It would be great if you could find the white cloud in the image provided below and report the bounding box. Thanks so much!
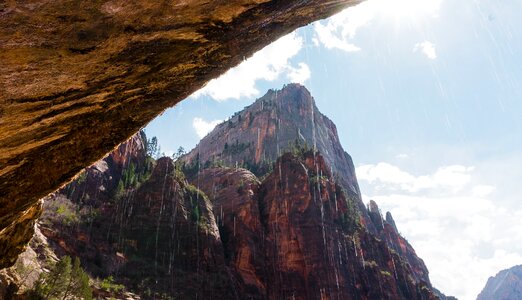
[313,21,361,52]
[313,0,442,52]
[414,41,437,59]
[163,150,174,158]
[359,162,522,300]
[287,62,311,84]
[192,117,221,138]
[356,162,472,193]
[472,185,496,197]
[191,32,309,101]
[357,163,415,185]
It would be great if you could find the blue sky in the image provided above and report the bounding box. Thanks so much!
[145,1,522,298]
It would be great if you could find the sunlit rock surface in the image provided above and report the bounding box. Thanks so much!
[0,0,362,268]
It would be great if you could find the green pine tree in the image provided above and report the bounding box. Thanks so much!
[31,256,92,300]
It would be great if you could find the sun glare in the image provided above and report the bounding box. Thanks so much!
[354,0,442,22]
[373,0,442,19]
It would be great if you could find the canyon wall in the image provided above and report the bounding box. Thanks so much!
[0,85,454,299]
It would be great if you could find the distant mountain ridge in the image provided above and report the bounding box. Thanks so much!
[478,265,522,300]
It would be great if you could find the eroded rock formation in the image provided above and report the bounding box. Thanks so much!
[0,0,362,268]
[367,200,430,284]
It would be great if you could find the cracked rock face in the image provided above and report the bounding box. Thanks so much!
[0,200,43,269]
[0,0,362,268]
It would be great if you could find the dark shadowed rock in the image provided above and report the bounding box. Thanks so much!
[33,133,444,299]
[367,201,431,285]
[386,211,399,233]
[193,167,267,299]
[0,201,43,270]
[40,154,235,299]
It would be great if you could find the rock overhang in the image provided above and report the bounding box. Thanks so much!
[0,0,364,269]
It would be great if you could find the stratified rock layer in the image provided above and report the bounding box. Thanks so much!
[0,0,362,268]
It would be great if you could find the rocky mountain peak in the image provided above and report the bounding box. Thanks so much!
[259,83,315,111]
[368,199,380,213]
[182,84,359,195]
[386,211,399,232]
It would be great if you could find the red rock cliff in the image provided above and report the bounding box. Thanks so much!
[183,84,360,195]
[182,84,377,233]
[191,152,440,300]
[36,136,443,299]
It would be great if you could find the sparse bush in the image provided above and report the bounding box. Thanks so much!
[310,174,328,186]
[363,260,378,268]
[100,276,125,293]
[286,138,310,158]
[76,171,87,184]
[42,196,80,227]
[223,140,250,156]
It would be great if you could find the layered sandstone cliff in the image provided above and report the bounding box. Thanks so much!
[34,142,441,299]
[183,83,360,195]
